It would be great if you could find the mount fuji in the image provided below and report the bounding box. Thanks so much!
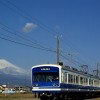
[0,59,26,75]
[0,59,31,86]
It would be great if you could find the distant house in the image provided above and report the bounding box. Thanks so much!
[14,86,31,93]
[2,89,15,94]
[0,85,31,93]
[0,85,4,93]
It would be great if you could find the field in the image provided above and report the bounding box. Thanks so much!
[1,93,100,100]
[0,93,40,100]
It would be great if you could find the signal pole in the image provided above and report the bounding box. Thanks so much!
[57,35,60,64]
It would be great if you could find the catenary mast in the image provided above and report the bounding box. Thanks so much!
[57,35,60,64]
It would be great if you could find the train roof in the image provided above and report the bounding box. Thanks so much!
[32,63,100,80]
[32,64,62,69]
[62,65,100,79]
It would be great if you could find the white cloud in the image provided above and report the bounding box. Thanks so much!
[23,23,38,33]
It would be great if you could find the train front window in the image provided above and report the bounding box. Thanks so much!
[33,72,59,82]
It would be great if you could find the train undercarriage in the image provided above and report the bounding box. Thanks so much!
[37,91,100,100]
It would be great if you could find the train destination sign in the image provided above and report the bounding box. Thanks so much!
[41,68,50,70]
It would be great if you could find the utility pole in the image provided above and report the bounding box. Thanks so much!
[96,62,99,77]
[93,62,99,77]
[57,35,60,64]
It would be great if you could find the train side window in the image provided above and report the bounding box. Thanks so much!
[76,76,79,84]
[68,74,74,84]
[68,74,71,83]
[73,75,75,83]
[61,72,64,83]
[64,73,67,83]
[89,79,94,86]
[71,75,73,83]
[92,80,94,85]
[80,77,84,84]
[94,80,99,86]
[86,78,88,85]
[89,79,92,85]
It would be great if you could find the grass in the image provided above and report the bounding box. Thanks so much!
[0,93,40,100]
[0,93,34,98]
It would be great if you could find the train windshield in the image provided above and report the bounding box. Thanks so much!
[33,72,59,82]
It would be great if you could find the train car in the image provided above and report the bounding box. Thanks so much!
[31,64,100,100]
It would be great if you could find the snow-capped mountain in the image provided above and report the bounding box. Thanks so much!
[0,59,31,86]
[0,59,25,75]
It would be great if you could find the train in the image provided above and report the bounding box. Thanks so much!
[31,63,100,100]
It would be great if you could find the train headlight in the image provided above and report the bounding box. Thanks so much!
[52,83,59,87]
[53,84,55,86]
[33,84,38,87]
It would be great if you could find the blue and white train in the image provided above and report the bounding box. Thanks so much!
[31,64,100,100]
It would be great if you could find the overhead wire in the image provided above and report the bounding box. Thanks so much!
[60,51,82,67]
[0,30,56,53]
[0,0,58,53]
[0,34,56,53]
[0,0,87,66]
[0,22,53,50]
[0,0,58,36]
[60,38,87,65]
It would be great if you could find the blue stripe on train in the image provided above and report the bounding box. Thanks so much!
[60,83,100,90]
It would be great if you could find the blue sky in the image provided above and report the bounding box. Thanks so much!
[0,0,100,73]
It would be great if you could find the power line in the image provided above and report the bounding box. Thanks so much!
[0,0,58,36]
[0,0,88,66]
[0,22,52,50]
[0,0,58,54]
[0,23,56,53]
[0,35,56,53]
[60,37,88,65]
[60,51,82,67]
[1,23,81,66]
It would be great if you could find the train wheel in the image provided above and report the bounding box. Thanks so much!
[40,96,48,100]
[64,94,67,100]
[52,97,57,100]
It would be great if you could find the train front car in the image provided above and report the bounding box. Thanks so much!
[31,64,61,100]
